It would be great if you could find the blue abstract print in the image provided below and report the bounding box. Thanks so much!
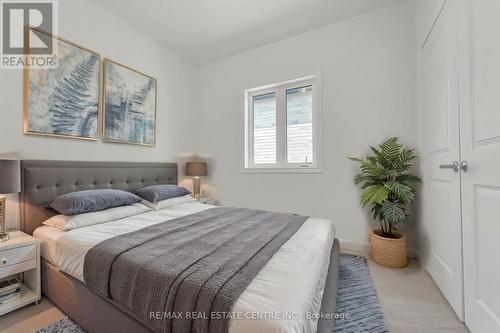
[103,61,156,146]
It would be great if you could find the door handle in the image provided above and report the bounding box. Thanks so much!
[440,161,459,171]
[460,160,468,172]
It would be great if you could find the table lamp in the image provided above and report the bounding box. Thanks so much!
[185,162,207,199]
[0,160,20,242]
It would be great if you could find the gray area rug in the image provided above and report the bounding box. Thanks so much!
[33,316,86,333]
[333,254,388,333]
[34,254,387,333]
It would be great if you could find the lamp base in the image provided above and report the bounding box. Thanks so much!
[192,177,201,199]
[0,197,7,242]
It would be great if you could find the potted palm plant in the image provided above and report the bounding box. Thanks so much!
[349,137,421,268]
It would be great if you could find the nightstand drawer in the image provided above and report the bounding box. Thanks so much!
[0,245,36,268]
[0,259,36,278]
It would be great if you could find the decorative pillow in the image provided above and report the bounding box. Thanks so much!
[43,203,152,231]
[136,185,191,203]
[141,195,196,210]
[49,189,142,215]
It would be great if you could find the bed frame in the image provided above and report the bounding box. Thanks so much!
[20,160,340,333]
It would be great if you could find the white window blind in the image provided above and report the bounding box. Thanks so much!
[253,93,276,164]
[286,85,313,164]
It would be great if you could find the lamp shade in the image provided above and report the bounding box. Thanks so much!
[185,162,207,177]
[0,160,21,194]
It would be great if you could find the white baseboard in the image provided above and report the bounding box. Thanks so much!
[339,238,417,259]
[339,239,371,257]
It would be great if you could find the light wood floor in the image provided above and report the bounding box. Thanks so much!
[367,258,469,333]
[0,256,469,333]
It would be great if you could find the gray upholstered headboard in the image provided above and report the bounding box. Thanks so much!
[21,160,178,235]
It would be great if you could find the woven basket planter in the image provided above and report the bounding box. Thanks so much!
[370,229,407,268]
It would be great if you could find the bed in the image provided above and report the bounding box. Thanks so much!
[20,160,340,333]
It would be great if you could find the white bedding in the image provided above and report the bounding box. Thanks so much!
[33,202,336,333]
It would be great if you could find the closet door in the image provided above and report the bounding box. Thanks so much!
[459,0,500,331]
[420,0,464,319]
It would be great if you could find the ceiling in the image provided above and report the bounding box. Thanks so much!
[93,0,403,65]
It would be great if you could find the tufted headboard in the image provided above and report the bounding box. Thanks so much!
[20,160,178,235]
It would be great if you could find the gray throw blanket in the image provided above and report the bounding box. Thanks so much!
[83,207,308,333]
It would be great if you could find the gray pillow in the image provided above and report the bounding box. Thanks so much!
[49,189,142,216]
[136,185,191,203]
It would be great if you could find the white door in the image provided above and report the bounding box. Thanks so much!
[458,0,500,331]
[420,0,464,319]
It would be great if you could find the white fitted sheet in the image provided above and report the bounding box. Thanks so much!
[34,202,335,333]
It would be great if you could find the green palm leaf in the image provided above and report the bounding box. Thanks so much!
[380,201,406,224]
[396,174,422,185]
[380,137,401,163]
[371,204,384,221]
[385,181,414,203]
[369,146,391,168]
[361,185,390,206]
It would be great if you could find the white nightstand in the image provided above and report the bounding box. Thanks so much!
[197,197,217,205]
[0,231,40,316]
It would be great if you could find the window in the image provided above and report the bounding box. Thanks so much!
[245,76,321,172]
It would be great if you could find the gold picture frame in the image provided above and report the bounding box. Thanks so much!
[102,58,157,147]
[23,27,102,141]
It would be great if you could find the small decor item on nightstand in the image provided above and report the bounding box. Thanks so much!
[185,162,207,199]
[0,160,21,242]
[0,278,21,305]
[349,137,421,268]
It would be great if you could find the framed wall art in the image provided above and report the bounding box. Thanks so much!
[102,59,157,146]
[24,27,101,140]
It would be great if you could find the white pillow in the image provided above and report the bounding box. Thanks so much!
[43,203,152,231]
[141,194,196,210]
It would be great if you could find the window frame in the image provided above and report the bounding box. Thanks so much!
[244,75,322,173]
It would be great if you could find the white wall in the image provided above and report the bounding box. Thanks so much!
[413,0,445,255]
[0,0,197,229]
[195,1,418,244]
[415,0,445,47]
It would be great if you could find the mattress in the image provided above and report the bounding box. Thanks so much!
[34,201,336,333]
